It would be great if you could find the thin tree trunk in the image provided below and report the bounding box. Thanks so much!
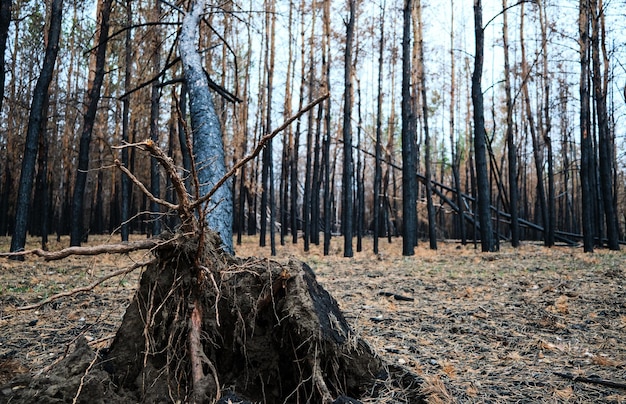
[120,0,132,242]
[401,0,417,255]
[579,0,594,252]
[0,0,10,115]
[10,0,63,256]
[322,0,332,256]
[70,0,112,246]
[502,0,519,247]
[373,1,385,255]
[342,0,356,258]
[149,1,162,237]
[416,0,436,250]
[471,0,496,252]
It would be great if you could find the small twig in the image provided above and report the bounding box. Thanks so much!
[1,239,160,261]
[191,92,330,210]
[554,372,626,390]
[15,259,154,311]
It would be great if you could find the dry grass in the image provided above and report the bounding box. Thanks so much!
[1,234,626,402]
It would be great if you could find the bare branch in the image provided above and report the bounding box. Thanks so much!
[15,259,155,311]
[191,92,330,210]
[0,239,160,261]
[115,158,180,211]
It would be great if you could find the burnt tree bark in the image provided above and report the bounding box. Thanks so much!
[10,0,62,256]
[342,0,355,257]
[401,0,418,255]
[471,0,496,252]
[70,0,112,246]
[579,0,595,252]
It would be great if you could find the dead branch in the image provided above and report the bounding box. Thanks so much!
[191,92,330,210]
[554,372,626,390]
[0,239,159,261]
[15,259,155,311]
[114,158,180,212]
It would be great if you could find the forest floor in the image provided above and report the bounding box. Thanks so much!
[0,234,625,403]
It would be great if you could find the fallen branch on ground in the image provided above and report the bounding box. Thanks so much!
[554,372,626,390]
[0,238,160,261]
[15,259,155,311]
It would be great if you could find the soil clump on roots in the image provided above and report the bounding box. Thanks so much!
[1,232,422,403]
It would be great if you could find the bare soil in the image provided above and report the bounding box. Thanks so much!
[1,235,625,403]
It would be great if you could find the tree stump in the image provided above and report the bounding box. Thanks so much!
[3,231,424,403]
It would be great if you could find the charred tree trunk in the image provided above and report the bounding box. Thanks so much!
[0,0,10,115]
[502,0,519,247]
[579,0,594,252]
[10,0,63,256]
[70,0,112,246]
[401,0,417,255]
[471,0,496,252]
[416,0,437,250]
[342,0,355,258]
[120,0,132,242]
[590,0,620,250]
[373,2,385,255]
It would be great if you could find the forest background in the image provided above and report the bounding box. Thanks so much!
[0,0,625,256]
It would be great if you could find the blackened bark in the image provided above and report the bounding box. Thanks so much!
[342,0,355,258]
[579,0,594,252]
[471,0,496,252]
[590,0,620,250]
[373,3,385,255]
[70,0,112,246]
[120,0,132,242]
[149,8,162,237]
[502,0,519,247]
[10,0,63,256]
[179,0,234,253]
[401,0,417,256]
[416,0,437,250]
[0,0,10,115]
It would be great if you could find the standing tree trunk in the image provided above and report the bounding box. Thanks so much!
[471,0,496,252]
[342,0,355,258]
[579,0,594,252]
[416,0,437,250]
[10,0,63,256]
[502,0,519,247]
[401,0,417,255]
[373,1,385,255]
[322,0,332,256]
[590,0,619,250]
[120,0,132,242]
[449,0,466,245]
[149,1,162,237]
[538,0,555,247]
[70,0,112,246]
[0,0,10,115]
[179,0,233,253]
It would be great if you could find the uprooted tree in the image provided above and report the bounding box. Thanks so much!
[0,2,422,403]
